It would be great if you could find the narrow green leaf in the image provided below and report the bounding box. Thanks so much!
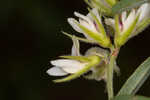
[117,57,150,95]
[113,95,132,100]
[113,95,150,100]
[112,0,149,14]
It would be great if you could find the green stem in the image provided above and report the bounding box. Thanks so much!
[107,47,119,100]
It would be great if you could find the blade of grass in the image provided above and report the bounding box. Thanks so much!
[113,95,150,100]
[117,57,150,95]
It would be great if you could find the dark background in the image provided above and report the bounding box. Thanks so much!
[4,0,150,100]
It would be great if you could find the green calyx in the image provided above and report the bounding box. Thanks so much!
[76,21,112,48]
[88,8,106,36]
[60,56,90,62]
[131,18,150,38]
[115,14,140,47]
[114,15,121,36]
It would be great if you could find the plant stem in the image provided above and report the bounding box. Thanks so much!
[107,47,119,100]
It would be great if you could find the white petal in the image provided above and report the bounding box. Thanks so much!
[121,11,127,24]
[62,64,86,73]
[51,59,82,68]
[46,67,68,76]
[77,20,95,40]
[87,8,103,33]
[79,19,90,28]
[67,18,83,33]
[138,3,150,23]
[74,12,92,25]
[123,10,136,32]
[51,59,86,73]
[79,19,97,33]
[92,8,102,23]
[71,36,80,56]
[87,8,101,22]
[74,12,95,29]
[62,61,87,73]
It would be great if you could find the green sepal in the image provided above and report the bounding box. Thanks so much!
[131,18,150,38]
[88,8,106,36]
[114,15,121,36]
[62,31,96,44]
[76,22,111,48]
[115,14,140,47]
[88,8,112,47]
[53,56,101,83]
[60,56,90,62]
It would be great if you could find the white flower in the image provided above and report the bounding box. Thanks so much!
[67,8,111,48]
[107,3,150,35]
[47,37,87,76]
[105,3,150,46]
[106,9,138,35]
[137,3,150,23]
[46,37,103,82]
[68,8,102,40]
[47,59,87,76]
[47,36,112,82]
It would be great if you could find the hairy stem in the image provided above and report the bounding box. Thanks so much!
[107,47,119,100]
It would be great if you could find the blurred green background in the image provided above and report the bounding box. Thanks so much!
[4,0,150,100]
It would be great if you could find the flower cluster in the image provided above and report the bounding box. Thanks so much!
[47,1,150,83]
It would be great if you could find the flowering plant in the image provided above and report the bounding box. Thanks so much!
[47,0,150,100]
